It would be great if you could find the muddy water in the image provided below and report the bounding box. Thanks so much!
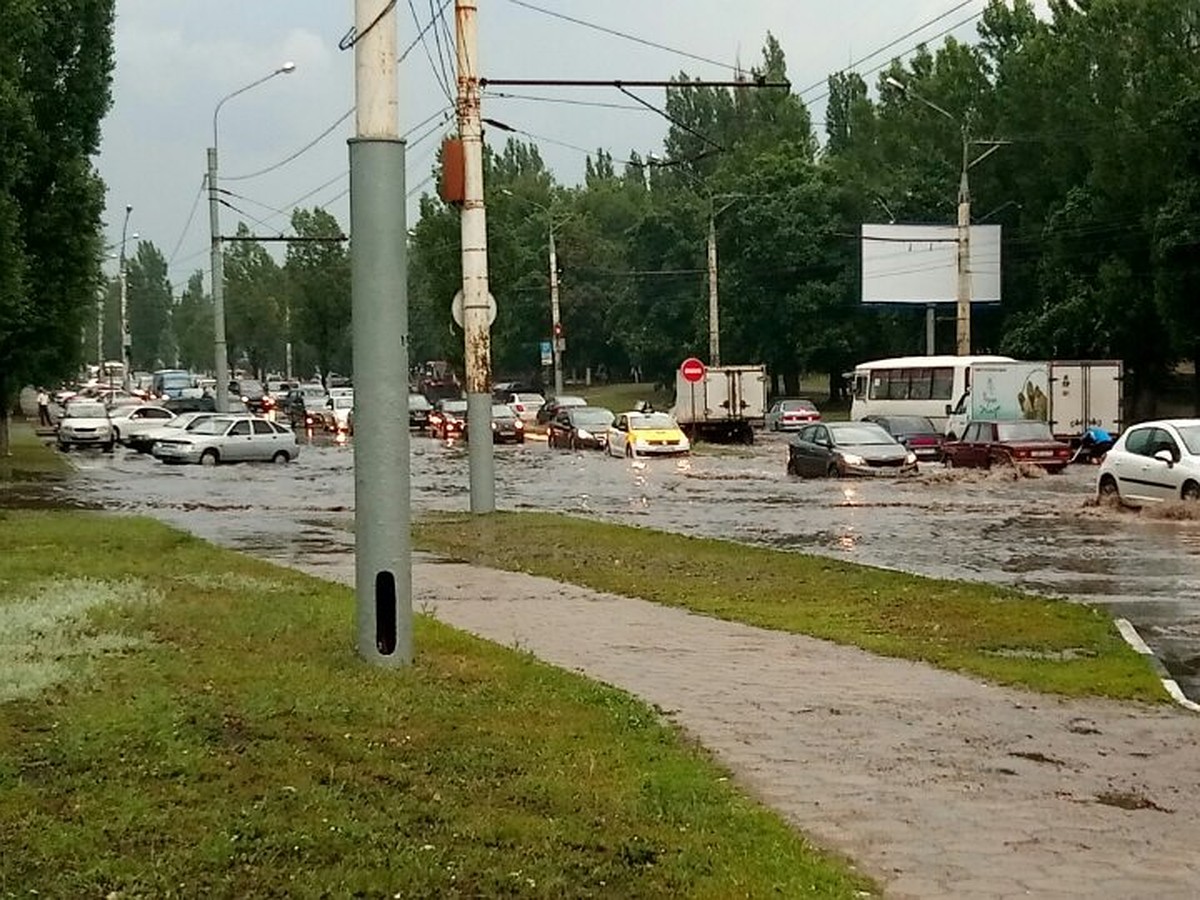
[64,431,1200,700]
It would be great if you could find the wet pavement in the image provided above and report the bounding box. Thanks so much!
[52,429,1200,701]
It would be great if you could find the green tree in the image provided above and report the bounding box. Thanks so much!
[126,240,173,369]
[0,0,114,453]
[285,208,350,382]
[224,223,285,377]
[172,271,214,373]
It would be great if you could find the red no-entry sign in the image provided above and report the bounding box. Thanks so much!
[680,357,706,383]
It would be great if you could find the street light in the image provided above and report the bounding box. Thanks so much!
[705,193,749,367]
[886,76,1007,356]
[208,61,296,412]
[500,189,571,396]
[118,206,135,390]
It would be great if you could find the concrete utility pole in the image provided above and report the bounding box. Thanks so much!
[706,212,720,366]
[350,0,411,665]
[456,0,495,512]
[209,63,295,413]
[955,137,971,356]
[119,205,133,390]
[548,227,564,396]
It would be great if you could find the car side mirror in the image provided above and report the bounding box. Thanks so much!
[1154,449,1175,466]
[944,403,953,415]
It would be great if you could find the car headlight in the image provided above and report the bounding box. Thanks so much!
[840,453,866,466]
[514,420,524,429]
[577,428,593,439]
[905,451,918,465]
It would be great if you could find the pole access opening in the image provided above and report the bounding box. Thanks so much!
[375,571,397,656]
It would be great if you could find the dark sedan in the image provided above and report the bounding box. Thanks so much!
[942,419,1072,473]
[547,405,616,450]
[861,414,945,461]
[786,421,918,478]
[409,393,433,430]
[462,404,525,444]
[429,399,468,439]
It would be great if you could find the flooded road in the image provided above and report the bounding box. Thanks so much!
[64,430,1200,701]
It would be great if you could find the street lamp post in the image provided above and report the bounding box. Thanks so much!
[501,189,570,396]
[208,62,295,412]
[118,205,133,390]
[706,194,747,367]
[886,76,1007,356]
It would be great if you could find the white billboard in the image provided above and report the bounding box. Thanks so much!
[861,223,1001,304]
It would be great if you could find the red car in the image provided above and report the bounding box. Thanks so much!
[942,419,1072,472]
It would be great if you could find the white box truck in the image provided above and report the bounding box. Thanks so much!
[945,360,1123,442]
[672,364,768,443]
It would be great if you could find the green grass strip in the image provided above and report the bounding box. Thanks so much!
[0,510,873,898]
[0,420,69,482]
[414,511,1164,702]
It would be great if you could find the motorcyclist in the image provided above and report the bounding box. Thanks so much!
[1073,424,1113,464]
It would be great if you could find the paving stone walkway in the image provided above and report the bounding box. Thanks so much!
[296,555,1200,899]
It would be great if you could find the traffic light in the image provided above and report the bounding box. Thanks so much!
[553,322,563,338]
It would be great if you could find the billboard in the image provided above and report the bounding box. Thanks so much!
[860,223,1001,304]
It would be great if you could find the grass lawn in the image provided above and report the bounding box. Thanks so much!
[577,383,674,414]
[414,512,1165,702]
[0,419,68,482]
[0,510,874,898]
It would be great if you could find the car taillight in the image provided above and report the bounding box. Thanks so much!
[514,404,525,412]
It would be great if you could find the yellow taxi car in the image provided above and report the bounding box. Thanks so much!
[607,410,691,458]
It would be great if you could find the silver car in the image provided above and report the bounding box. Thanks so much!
[57,400,114,452]
[152,415,299,466]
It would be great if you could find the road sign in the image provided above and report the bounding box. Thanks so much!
[451,289,497,328]
[680,357,706,383]
[539,340,553,366]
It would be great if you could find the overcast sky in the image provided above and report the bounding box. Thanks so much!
[95,1,1019,291]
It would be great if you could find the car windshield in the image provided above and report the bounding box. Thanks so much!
[1177,425,1200,455]
[630,412,677,430]
[554,396,586,407]
[781,400,816,411]
[190,417,233,435]
[515,393,544,404]
[157,372,191,389]
[237,381,264,396]
[885,416,936,433]
[491,405,516,418]
[409,395,432,410]
[831,424,895,445]
[996,421,1054,441]
[65,402,106,418]
[573,408,614,426]
[442,401,468,414]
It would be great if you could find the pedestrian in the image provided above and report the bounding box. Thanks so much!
[36,388,52,427]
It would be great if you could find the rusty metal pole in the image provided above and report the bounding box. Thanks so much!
[456,0,495,512]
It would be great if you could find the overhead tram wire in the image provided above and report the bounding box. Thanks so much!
[805,9,985,105]
[795,0,979,97]
[407,0,454,102]
[502,0,738,73]
[481,90,646,113]
[223,107,355,182]
[167,177,207,269]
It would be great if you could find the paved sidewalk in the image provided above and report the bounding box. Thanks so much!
[304,556,1200,898]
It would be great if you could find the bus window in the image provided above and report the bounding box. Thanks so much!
[932,368,954,399]
[908,368,932,400]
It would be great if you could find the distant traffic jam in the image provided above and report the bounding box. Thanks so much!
[38,350,1199,513]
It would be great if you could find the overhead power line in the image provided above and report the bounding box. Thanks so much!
[502,0,741,73]
[167,177,207,269]
[224,107,355,182]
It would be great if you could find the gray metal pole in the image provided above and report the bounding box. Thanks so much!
[956,132,971,356]
[549,227,563,397]
[208,148,230,413]
[707,211,720,365]
[119,205,133,391]
[925,304,936,355]
[352,0,410,666]
[456,0,495,513]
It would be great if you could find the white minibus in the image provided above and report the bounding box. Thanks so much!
[848,354,1014,435]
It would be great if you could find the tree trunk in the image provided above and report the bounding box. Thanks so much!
[0,370,11,457]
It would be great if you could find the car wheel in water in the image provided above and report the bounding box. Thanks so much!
[200,449,219,467]
[827,463,841,478]
[1182,481,1200,502]
[272,451,290,464]
[1098,475,1119,502]
[786,456,797,476]
[102,442,114,453]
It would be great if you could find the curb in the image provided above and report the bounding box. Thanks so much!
[1115,618,1200,713]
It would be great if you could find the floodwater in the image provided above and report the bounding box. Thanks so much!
[57,429,1200,701]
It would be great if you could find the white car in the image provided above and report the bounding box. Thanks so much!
[152,415,300,466]
[1097,419,1200,506]
[56,400,114,452]
[606,411,691,458]
[124,411,218,454]
[108,404,175,444]
[502,391,545,424]
[322,395,354,432]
